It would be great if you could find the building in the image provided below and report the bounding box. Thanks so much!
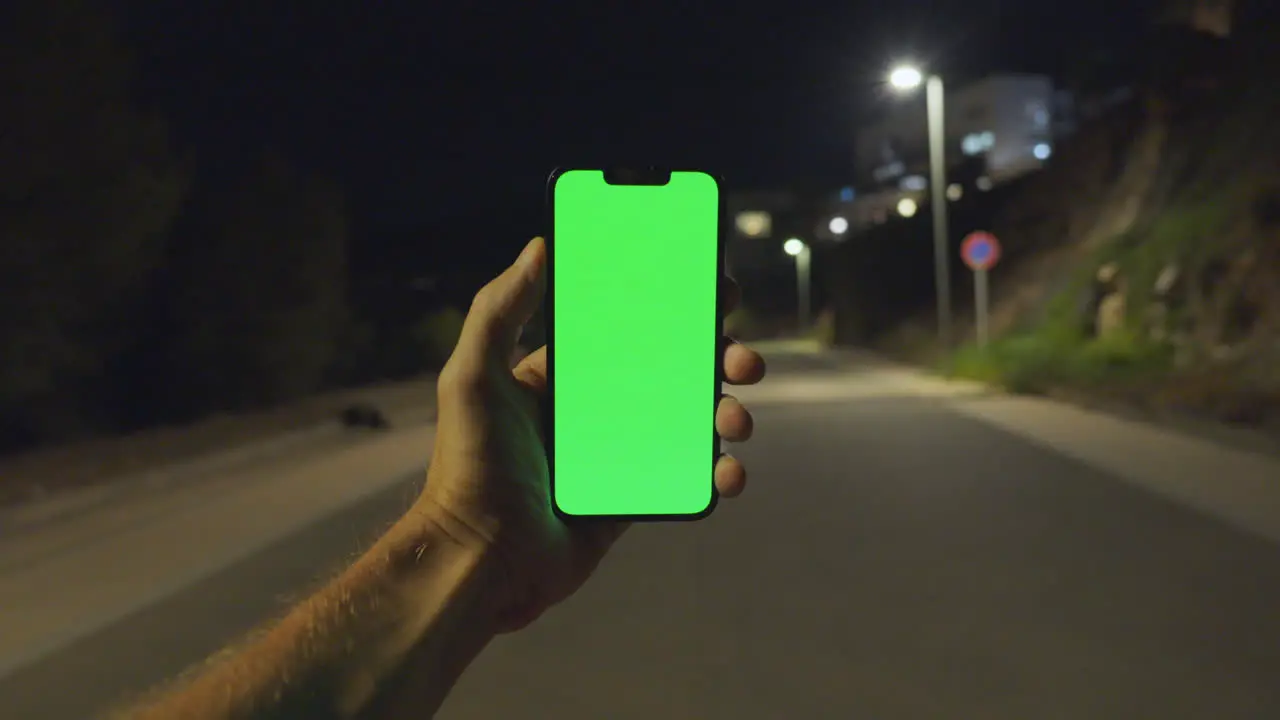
[840,73,1072,233]
[856,74,1067,190]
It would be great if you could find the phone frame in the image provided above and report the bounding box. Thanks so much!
[543,166,727,523]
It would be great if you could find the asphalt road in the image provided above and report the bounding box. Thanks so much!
[3,349,1280,718]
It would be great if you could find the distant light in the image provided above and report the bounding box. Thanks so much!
[889,65,924,91]
[946,183,964,201]
[961,131,996,156]
[976,176,994,191]
[900,175,927,191]
[1033,142,1053,160]
[783,238,806,256]
[897,198,919,218]
[735,211,771,238]
[828,216,849,235]
[839,187,855,202]
[873,161,906,183]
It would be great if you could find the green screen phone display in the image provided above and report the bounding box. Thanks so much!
[550,169,722,519]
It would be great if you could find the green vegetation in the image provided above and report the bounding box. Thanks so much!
[0,0,457,451]
[945,328,1172,395]
[944,173,1250,397]
[889,9,1279,425]
[946,244,1166,394]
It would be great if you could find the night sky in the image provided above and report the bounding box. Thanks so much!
[116,0,1153,263]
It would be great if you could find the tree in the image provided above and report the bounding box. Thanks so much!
[167,153,351,412]
[0,0,187,449]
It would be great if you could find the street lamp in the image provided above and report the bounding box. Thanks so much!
[888,66,923,90]
[783,237,812,331]
[888,62,953,348]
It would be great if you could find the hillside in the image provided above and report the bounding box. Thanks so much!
[846,9,1280,431]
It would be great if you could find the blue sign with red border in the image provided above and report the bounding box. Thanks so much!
[961,231,1001,272]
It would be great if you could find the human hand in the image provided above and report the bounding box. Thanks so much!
[414,236,766,632]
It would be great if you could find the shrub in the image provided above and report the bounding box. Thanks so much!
[945,325,1171,395]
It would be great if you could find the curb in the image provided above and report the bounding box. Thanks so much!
[865,348,1280,461]
[0,406,437,538]
[0,423,342,537]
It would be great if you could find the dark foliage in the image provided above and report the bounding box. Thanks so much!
[0,0,455,455]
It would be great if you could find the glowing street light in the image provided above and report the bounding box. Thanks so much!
[782,238,812,330]
[897,197,919,218]
[888,65,924,90]
[828,216,849,235]
[887,61,952,347]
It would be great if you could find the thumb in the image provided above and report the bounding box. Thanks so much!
[455,237,547,365]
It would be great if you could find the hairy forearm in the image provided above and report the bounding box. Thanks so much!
[115,511,500,720]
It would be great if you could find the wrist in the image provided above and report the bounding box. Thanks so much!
[381,503,507,626]
[320,509,504,715]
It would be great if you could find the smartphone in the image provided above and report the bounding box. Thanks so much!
[546,167,724,520]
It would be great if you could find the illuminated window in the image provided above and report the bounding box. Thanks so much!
[873,161,905,183]
[961,131,995,156]
[900,175,927,191]
[1027,102,1049,128]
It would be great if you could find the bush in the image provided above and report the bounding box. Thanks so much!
[950,335,1073,394]
[945,326,1172,395]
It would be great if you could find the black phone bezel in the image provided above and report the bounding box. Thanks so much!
[543,166,728,523]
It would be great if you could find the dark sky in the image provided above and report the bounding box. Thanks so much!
[118,0,1152,236]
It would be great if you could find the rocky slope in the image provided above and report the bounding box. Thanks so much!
[877,9,1280,430]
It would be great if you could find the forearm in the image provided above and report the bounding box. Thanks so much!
[116,511,501,720]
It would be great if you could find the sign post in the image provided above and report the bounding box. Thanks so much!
[960,231,1002,349]
[974,267,990,348]
[782,237,811,331]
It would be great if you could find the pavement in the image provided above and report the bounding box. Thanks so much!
[3,344,1280,719]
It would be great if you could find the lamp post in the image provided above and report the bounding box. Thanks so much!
[889,64,952,348]
[783,237,811,331]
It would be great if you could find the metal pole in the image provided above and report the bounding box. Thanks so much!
[975,268,990,348]
[926,74,952,348]
[796,247,812,331]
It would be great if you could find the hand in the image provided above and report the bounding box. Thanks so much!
[414,236,766,632]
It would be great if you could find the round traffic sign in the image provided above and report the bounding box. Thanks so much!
[961,231,1001,271]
